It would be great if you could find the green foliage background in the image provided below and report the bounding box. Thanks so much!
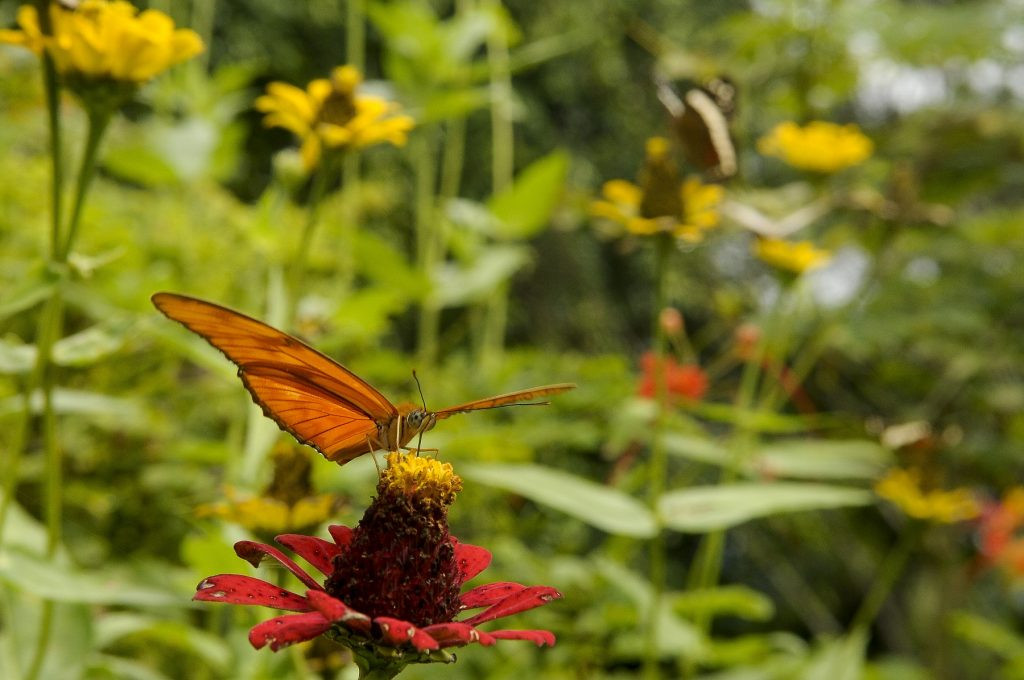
[1,0,1024,678]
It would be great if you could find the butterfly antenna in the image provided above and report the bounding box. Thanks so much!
[412,370,428,410]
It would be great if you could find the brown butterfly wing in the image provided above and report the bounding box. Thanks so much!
[151,292,398,464]
[434,383,576,419]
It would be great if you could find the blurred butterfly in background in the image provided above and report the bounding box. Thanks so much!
[152,293,575,465]
[656,75,738,180]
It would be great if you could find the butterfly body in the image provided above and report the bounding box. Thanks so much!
[152,292,574,465]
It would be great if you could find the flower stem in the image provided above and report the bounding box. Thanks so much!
[643,233,672,680]
[849,521,922,633]
[289,155,335,308]
[58,109,111,262]
[0,8,64,543]
[479,0,514,370]
[413,129,440,369]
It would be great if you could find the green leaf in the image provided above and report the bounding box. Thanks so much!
[94,614,232,671]
[0,548,186,606]
[659,482,873,533]
[0,274,56,321]
[488,150,569,240]
[53,323,129,367]
[0,388,155,434]
[461,463,657,537]
[670,586,775,622]
[432,245,531,307]
[948,610,1024,660]
[665,435,892,481]
[753,439,891,480]
[103,143,180,187]
[0,338,34,374]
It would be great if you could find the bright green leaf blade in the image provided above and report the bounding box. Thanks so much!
[670,586,775,622]
[659,483,873,533]
[432,246,531,307]
[0,274,56,322]
[94,614,232,671]
[0,549,187,607]
[53,323,129,367]
[461,463,657,537]
[0,338,34,375]
[487,150,569,240]
[754,439,892,480]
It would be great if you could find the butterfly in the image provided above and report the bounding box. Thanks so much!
[656,76,738,180]
[152,292,575,465]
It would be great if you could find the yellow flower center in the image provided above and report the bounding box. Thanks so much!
[380,452,462,507]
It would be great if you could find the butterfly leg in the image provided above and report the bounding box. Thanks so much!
[365,436,382,475]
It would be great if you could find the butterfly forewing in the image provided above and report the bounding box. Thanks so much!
[435,383,576,419]
[152,293,398,461]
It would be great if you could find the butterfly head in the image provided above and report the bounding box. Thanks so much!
[404,409,437,436]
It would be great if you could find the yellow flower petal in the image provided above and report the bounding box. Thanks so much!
[759,120,873,173]
[754,238,831,274]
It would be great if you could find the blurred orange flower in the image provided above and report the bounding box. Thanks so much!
[637,351,708,401]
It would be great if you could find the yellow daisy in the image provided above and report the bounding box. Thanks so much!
[754,237,831,274]
[875,468,980,524]
[590,137,724,243]
[254,65,415,170]
[0,1,203,83]
[758,121,873,173]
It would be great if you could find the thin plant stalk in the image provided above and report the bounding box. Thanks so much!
[479,0,514,370]
[413,129,441,369]
[23,97,114,680]
[0,1,65,545]
[849,521,922,633]
[289,155,336,304]
[642,233,672,680]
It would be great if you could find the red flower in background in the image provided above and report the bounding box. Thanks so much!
[977,488,1024,577]
[194,454,560,673]
[637,351,708,401]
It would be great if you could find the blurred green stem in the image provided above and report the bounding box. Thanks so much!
[480,0,514,370]
[346,0,366,71]
[0,9,64,544]
[413,129,441,369]
[59,109,111,262]
[290,155,336,305]
[850,521,922,634]
[643,233,672,680]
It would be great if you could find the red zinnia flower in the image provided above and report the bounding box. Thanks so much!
[194,453,560,675]
[637,351,708,401]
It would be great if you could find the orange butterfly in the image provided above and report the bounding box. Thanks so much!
[152,292,575,465]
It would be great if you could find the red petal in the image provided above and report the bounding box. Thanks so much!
[305,589,371,635]
[275,534,341,576]
[248,612,331,651]
[374,616,439,651]
[233,541,322,591]
[194,574,311,611]
[460,582,528,610]
[452,538,491,583]
[328,524,354,549]
[422,622,496,648]
[489,629,557,646]
[462,586,562,626]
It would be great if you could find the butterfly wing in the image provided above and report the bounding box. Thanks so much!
[152,292,398,464]
[656,77,737,180]
[434,383,576,420]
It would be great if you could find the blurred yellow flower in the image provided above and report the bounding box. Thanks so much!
[198,444,342,536]
[0,1,203,83]
[758,121,873,173]
[875,468,980,524]
[255,65,415,170]
[754,237,831,273]
[591,137,724,243]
